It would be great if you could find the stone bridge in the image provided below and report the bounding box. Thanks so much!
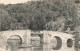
[0,30,31,48]
[0,30,75,51]
[42,30,75,51]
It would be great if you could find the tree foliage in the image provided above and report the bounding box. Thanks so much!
[0,0,78,32]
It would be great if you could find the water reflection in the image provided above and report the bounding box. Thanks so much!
[43,44,51,51]
[0,44,80,51]
[16,44,78,51]
[16,44,51,51]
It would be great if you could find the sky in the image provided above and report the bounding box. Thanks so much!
[0,0,31,5]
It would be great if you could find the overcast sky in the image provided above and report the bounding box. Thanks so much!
[0,0,31,4]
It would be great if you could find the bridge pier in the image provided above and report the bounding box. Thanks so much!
[23,30,31,46]
[43,30,50,44]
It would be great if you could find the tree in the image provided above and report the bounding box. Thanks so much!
[0,8,11,31]
[0,0,77,31]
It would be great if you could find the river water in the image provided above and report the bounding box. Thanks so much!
[0,44,80,51]
[17,44,79,51]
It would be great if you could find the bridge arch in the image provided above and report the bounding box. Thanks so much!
[51,36,62,50]
[7,35,22,46]
[67,38,73,48]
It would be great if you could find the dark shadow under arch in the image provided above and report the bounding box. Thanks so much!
[67,38,73,48]
[51,36,62,50]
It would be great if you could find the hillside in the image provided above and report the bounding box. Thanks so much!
[0,0,79,34]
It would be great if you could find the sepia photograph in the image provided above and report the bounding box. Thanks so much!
[0,0,80,51]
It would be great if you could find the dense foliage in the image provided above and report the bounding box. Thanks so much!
[0,0,78,33]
